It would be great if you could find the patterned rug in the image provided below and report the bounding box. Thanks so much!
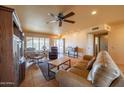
[38,60,56,81]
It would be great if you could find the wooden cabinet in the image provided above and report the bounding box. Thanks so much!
[0,6,24,86]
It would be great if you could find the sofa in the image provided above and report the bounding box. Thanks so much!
[56,51,124,87]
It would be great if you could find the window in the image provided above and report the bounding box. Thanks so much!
[33,37,39,51]
[40,38,44,50]
[26,37,33,48]
[45,38,50,50]
[26,37,50,51]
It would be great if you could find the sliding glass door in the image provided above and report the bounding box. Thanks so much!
[26,37,33,49]
[33,37,39,51]
[53,39,64,54]
[39,38,44,50]
[45,38,50,50]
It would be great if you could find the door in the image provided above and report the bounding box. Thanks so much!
[94,33,108,56]
[100,35,108,51]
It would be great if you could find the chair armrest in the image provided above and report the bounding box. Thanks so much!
[56,70,94,87]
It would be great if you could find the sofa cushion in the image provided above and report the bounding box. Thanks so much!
[73,61,87,70]
[87,51,120,87]
[69,67,89,79]
[86,57,96,70]
[56,70,94,87]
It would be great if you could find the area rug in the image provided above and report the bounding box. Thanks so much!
[38,60,56,81]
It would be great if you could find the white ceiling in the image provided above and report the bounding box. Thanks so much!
[7,5,124,34]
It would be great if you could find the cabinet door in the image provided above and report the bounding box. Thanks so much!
[13,36,20,85]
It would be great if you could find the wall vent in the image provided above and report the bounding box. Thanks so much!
[88,24,111,34]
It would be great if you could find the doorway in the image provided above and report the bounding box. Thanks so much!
[94,33,108,56]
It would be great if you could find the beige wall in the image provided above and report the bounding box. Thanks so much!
[64,29,94,56]
[64,29,88,56]
[64,23,124,65]
[108,23,124,65]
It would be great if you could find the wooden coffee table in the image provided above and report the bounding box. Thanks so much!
[48,57,71,76]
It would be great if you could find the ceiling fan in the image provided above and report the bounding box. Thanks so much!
[47,12,75,27]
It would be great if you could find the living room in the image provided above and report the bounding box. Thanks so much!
[0,4,124,88]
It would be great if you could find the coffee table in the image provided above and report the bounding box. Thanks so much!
[48,57,71,76]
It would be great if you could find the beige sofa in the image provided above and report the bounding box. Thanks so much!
[56,51,124,87]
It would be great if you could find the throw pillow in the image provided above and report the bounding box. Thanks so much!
[87,51,120,87]
[87,70,92,81]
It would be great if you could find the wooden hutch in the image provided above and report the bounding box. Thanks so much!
[0,6,25,86]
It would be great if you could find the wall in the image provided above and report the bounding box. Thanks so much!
[64,29,88,56]
[108,23,124,65]
[64,23,124,65]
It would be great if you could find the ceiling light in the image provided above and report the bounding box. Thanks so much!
[91,11,97,15]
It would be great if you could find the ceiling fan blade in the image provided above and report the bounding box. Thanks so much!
[63,12,75,19]
[48,13,58,20]
[63,19,75,23]
[47,20,57,24]
[48,13,55,17]
[59,21,62,27]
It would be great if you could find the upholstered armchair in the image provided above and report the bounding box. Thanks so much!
[68,46,78,58]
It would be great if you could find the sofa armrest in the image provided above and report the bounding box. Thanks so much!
[83,55,94,61]
[56,70,94,87]
[110,72,124,87]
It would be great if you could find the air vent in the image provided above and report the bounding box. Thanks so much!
[92,27,99,30]
[88,24,111,34]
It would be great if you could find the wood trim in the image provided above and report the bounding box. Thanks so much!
[0,6,14,12]
[0,6,22,32]
[94,32,108,36]
[13,11,22,32]
[24,31,59,37]
[24,31,59,40]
